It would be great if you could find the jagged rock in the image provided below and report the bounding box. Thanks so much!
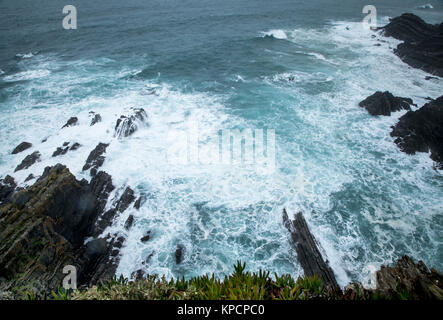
[115,187,135,213]
[62,117,78,128]
[376,255,443,299]
[0,164,108,296]
[131,269,146,281]
[86,238,108,257]
[89,171,114,214]
[52,146,69,157]
[90,114,102,126]
[11,142,32,155]
[359,91,415,116]
[175,245,184,264]
[283,209,340,293]
[114,108,147,138]
[390,96,443,168]
[82,143,109,176]
[124,215,134,230]
[14,151,40,172]
[382,13,443,77]
[0,175,16,202]
[140,231,151,243]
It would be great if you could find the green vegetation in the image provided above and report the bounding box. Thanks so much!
[16,261,420,300]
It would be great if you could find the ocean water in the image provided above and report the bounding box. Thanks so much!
[1,0,442,287]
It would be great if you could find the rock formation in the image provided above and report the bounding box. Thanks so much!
[359,91,415,116]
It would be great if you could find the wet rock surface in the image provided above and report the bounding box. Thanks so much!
[62,117,78,128]
[283,209,340,293]
[391,95,443,168]
[11,142,32,155]
[14,151,40,172]
[114,108,147,138]
[359,91,414,116]
[82,143,109,176]
[382,13,443,77]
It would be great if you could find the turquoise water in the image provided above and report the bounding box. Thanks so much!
[1,1,442,286]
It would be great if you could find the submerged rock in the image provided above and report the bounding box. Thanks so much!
[82,143,109,176]
[14,151,40,172]
[390,96,443,168]
[359,91,414,116]
[124,215,134,230]
[114,108,147,138]
[175,245,184,264]
[11,142,32,155]
[382,13,443,77]
[140,231,151,243]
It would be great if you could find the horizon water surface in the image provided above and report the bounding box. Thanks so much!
[0,0,442,287]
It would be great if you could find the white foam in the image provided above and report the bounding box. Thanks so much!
[262,29,288,40]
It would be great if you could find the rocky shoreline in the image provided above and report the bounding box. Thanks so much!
[0,12,442,299]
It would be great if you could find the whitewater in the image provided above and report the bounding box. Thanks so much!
[1,3,442,289]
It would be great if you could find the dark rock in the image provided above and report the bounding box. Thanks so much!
[359,91,414,116]
[90,171,115,214]
[93,209,117,237]
[82,143,109,176]
[90,114,102,126]
[114,108,147,138]
[11,142,32,155]
[0,164,107,295]
[115,187,135,213]
[382,13,443,77]
[52,146,69,157]
[63,142,69,147]
[425,76,438,81]
[390,96,443,168]
[140,231,151,243]
[283,209,340,293]
[0,175,16,202]
[376,255,443,299]
[124,215,134,230]
[14,151,40,172]
[24,174,35,182]
[69,142,81,151]
[62,117,78,128]
[175,245,184,264]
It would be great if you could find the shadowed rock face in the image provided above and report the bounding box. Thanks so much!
[382,13,443,77]
[0,175,16,203]
[0,165,121,297]
[359,91,414,116]
[391,96,443,168]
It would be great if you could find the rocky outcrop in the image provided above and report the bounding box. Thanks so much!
[283,209,340,293]
[14,151,40,172]
[114,108,147,138]
[11,142,32,155]
[82,143,109,176]
[62,117,78,128]
[382,13,443,77]
[376,255,443,299]
[90,113,102,126]
[52,142,81,157]
[359,91,415,116]
[391,96,443,168]
[0,165,122,298]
